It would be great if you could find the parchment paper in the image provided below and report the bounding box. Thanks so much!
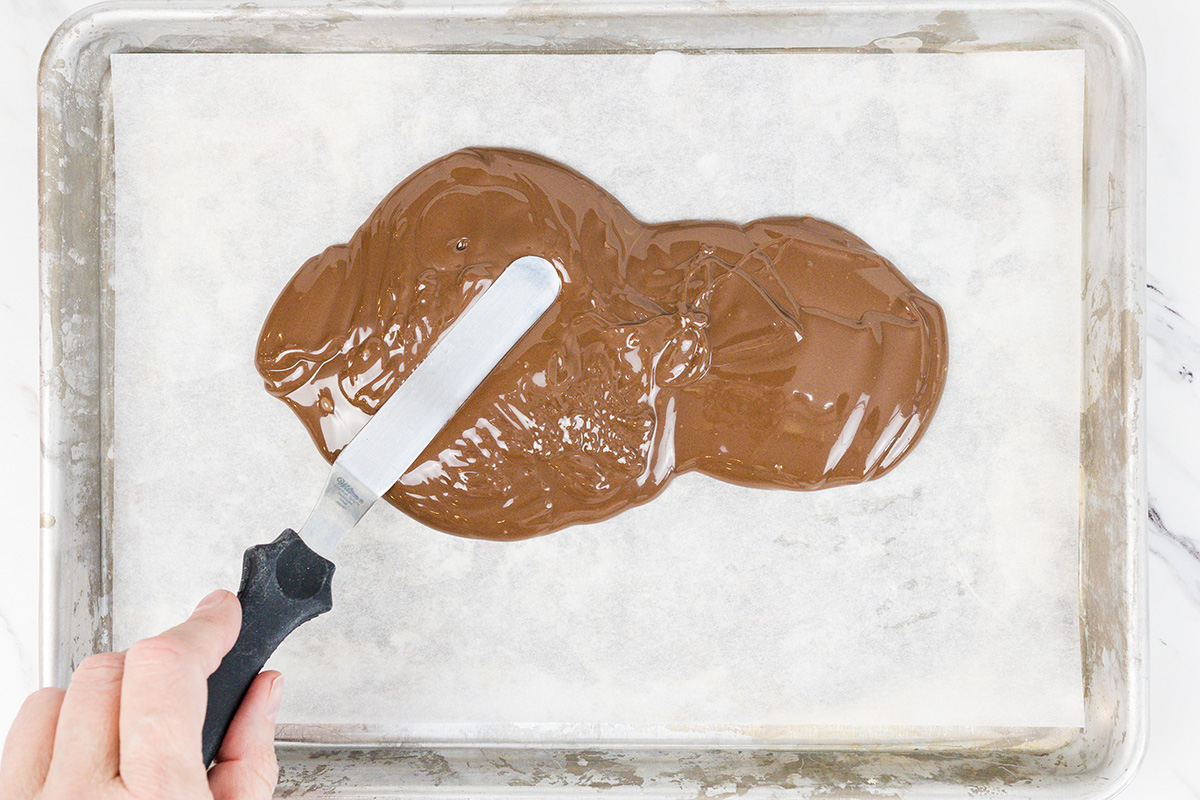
[111,51,1085,735]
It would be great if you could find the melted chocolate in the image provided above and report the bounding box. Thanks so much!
[256,148,949,539]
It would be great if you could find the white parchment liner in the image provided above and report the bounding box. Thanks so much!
[111,51,1085,735]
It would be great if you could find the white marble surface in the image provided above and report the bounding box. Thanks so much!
[1,0,1197,796]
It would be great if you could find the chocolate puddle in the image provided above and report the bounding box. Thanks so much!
[257,148,949,539]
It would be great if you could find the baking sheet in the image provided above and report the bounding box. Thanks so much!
[110,51,1085,734]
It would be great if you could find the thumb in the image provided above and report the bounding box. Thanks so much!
[206,671,281,800]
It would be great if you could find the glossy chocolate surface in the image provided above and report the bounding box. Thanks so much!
[257,148,949,539]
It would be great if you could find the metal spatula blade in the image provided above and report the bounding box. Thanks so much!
[300,255,563,558]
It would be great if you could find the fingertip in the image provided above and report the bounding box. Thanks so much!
[186,589,242,664]
[192,589,239,625]
[194,588,234,613]
[263,671,283,723]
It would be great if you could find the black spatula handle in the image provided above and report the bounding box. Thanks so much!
[201,529,334,766]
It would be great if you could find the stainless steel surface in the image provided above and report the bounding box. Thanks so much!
[38,1,1145,796]
[299,256,561,558]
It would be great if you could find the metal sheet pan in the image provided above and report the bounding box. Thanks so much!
[38,1,1146,796]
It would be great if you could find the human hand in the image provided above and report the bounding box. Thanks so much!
[0,590,281,800]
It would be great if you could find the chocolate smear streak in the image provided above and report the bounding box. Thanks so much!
[257,148,949,539]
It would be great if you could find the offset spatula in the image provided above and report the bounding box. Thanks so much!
[200,255,562,765]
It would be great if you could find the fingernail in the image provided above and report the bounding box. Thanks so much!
[266,675,284,722]
[195,589,226,612]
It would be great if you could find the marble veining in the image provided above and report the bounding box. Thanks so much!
[1147,280,1200,606]
[1148,506,1200,599]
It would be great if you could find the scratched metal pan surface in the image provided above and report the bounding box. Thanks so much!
[38,1,1144,797]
